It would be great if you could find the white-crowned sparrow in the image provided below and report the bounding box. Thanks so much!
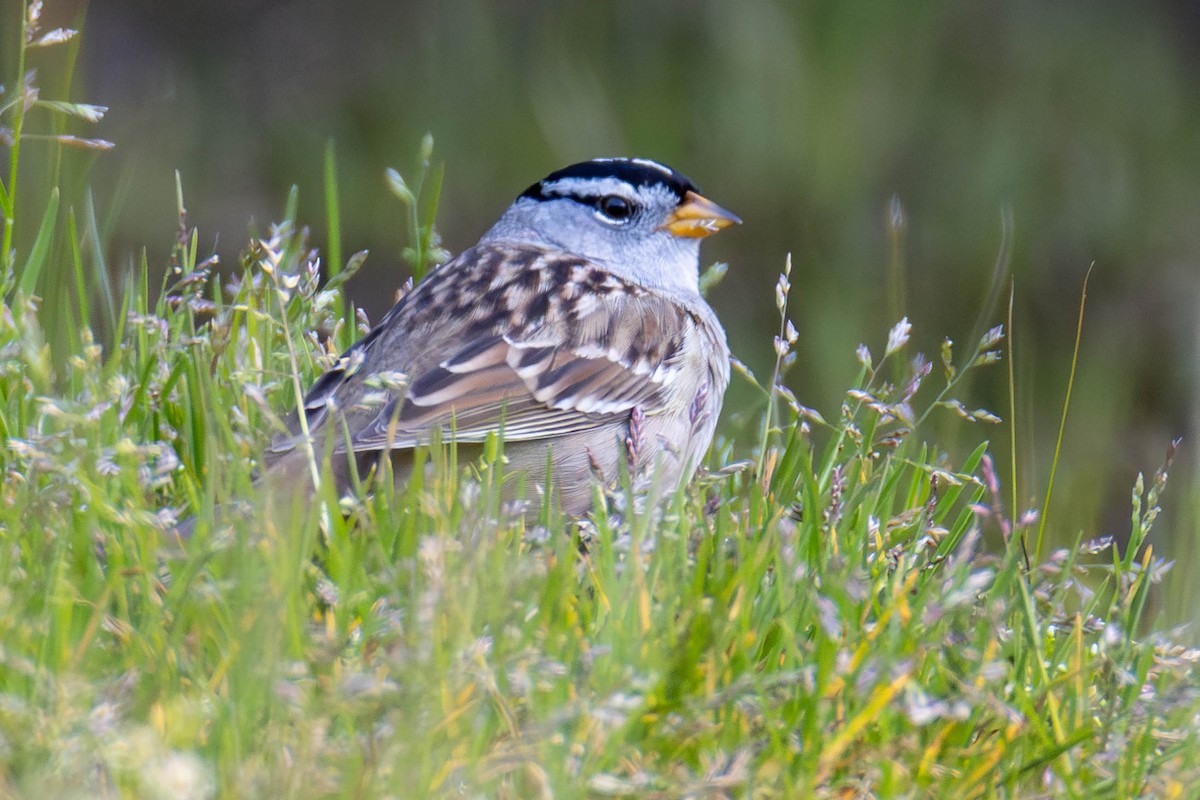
[264,157,739,516]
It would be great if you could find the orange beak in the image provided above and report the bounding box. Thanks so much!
[662,190,742,238]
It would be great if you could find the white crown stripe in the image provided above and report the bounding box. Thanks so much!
[594,156,675,177]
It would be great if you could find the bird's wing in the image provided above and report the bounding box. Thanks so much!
[265,243,703,460]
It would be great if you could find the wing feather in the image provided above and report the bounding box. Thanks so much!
[266,243,705,462]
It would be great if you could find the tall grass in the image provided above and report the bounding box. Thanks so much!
[1,3,1197,798]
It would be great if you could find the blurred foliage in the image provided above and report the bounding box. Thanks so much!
[3,0,1199,615]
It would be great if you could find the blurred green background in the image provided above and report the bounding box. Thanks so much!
[6,1,1200,618]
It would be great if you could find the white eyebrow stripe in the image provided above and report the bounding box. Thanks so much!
[540,176,640,199]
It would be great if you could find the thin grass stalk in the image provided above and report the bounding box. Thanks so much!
[1,3,31,273]
[1035,264,1092,561]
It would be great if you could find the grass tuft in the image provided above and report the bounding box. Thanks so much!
[0,182,1196,795]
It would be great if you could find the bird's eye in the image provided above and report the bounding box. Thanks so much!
[596,195,634,223]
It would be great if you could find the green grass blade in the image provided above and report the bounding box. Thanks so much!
[1035,264,1092,562]
[17,188,60,297]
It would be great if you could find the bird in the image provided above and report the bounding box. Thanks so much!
[260,157,740,521]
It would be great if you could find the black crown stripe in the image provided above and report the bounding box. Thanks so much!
[518,158,698,203]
